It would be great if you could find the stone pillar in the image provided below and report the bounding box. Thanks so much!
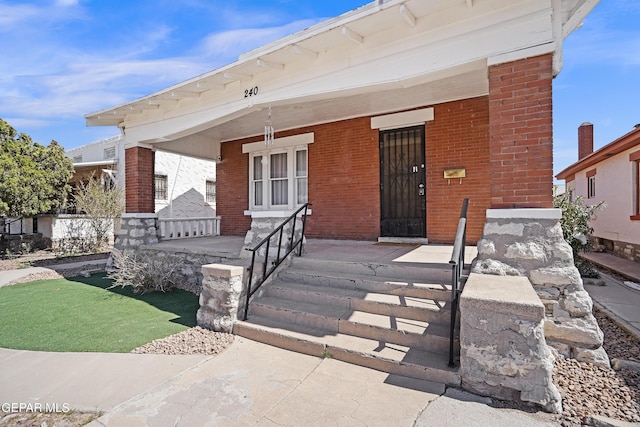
[125,146,155,214]
[460,273,562,413]
[113,213,159,255]
[472,209,609,367]
[197,264,246,333]
[488,54,553,209]
[241,215,305,259]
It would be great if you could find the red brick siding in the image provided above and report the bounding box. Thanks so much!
[488,53,554,209]
[125,147,154,213]
[218,139,251,235]
[426,97,490,243]
[305,118,380,240]
[217,118,380,239]
[218,98,491,243]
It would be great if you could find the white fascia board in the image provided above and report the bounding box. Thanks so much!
[371,108,434,130]
[487,42,555,67]
[242,133,314,154]
[562,0,600,39]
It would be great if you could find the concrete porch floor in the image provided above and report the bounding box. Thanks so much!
[149,236,478,267]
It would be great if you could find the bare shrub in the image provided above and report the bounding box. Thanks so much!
[107,249,178,294]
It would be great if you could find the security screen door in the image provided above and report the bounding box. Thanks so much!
[379,126,426,238]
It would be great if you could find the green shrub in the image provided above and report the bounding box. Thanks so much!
[554,189,605,278]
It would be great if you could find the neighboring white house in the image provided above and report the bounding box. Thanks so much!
[35,135,217,249]
[65,134,217,219]
[556,123,640,262]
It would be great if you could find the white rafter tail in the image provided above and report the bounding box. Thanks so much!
[399,5,416,27]
[148,98,178,106]
[466,0,473,8]
[257,58,284,71]
[159,90,198,100]
[223,71,252,82]
[291,44,318,59]
[133,101,160,110]
[562,0,599,39]
[115,105,141,114]
[341,26,364,45]
[194,82,223,92]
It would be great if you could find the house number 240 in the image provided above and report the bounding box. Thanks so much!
[244,86,259,98]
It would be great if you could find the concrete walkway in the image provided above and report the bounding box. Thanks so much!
[0,338,555,427]
[581,252,640,339]
[2,247,640,425]
[0,259,107,288]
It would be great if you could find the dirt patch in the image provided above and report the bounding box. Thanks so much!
[0,250,109,271]
[0,410,100,426]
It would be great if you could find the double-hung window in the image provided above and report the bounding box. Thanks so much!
[244,133,313,212]
[586,169,596,199]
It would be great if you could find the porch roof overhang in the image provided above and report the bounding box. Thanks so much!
[85,0,599,161]
[72,160,117,168]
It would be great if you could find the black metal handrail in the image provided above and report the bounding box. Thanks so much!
[242,203,311,321]
[448,198,469,368]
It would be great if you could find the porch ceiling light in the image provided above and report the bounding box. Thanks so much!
[265,106,274,146]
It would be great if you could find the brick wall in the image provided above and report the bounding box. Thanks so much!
[305,118,380,240]
[217,118,380,240]
[488,53,554,209]
[218,138,252,236]
[218,98,491,243]
[125,147,154,213]
[426,97,491,243]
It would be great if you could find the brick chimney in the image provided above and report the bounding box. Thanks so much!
[578,122,594,160]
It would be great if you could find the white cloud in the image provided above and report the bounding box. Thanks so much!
[197,19,319,59]
[0,3,40,29]
[55,0,79,6]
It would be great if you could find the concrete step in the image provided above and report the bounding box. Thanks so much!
[249,296,452,352]
[234,316,460,386]
[290,257,452,283]
[279,267,452,301]
[263,280,451,324]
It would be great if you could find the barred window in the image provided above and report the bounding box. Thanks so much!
[154,175,168,200]
[206,180,216,203]
[104,147,116,159]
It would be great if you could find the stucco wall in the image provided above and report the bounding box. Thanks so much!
[567,145,640,247]
[154,151,217,218]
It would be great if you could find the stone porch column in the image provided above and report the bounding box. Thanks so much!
[113,146,159,255]
[472,209,608,366]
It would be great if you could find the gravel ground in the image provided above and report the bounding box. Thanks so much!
[550,305,640,426]
[131,326,234,355]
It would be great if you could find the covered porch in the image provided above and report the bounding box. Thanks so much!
[146,236,478,270]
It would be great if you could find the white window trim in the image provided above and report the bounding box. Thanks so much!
[370,108,434,130]
[244,133,313,217]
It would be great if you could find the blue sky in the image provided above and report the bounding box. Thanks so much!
[1,0,638,179]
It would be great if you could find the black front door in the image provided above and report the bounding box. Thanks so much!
[379,126,426,238]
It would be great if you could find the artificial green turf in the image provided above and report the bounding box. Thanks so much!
[0,273,199,352]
